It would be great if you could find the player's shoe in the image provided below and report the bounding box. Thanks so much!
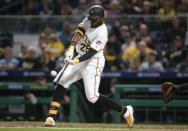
[44,117,55,127]
[123,105,134,128]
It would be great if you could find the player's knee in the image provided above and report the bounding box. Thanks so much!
[87,96,99,104]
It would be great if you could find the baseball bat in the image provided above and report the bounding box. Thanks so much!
[53,54,81,85]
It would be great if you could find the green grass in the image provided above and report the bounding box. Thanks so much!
[0,122,187,131]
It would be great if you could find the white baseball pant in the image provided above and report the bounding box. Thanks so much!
[54,57,105,103]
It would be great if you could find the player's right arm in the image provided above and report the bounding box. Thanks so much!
[68,33,107,65]
[65,17,88,60]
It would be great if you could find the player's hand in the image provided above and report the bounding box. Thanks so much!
[64,57,71,63]
[66,58,80,65]
[65,45,75,60]
[161,82,174,103]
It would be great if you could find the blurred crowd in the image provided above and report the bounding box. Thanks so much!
[0,25,66,71]
[0,0,188,72]
[105,15,188,72]
[1,0,188,15]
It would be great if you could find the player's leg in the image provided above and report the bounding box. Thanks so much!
[81,58,134,127]
[45,84,66,126]
[45,64,82,126]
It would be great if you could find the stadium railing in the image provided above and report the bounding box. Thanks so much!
[113,84,188,123]
[0,83,80,122]
[1,82,188,123]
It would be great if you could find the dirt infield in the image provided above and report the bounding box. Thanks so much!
[0,122,187,131]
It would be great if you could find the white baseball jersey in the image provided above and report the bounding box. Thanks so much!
[76,17,108,57]
[54,17,108,103]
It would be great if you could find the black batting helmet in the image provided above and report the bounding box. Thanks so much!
[87,5,105,20]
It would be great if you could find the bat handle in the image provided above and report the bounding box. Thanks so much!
[52,54,81,85]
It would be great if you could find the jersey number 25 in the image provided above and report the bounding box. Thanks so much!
[80,43,90,53]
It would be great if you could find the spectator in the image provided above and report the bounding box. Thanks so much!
[121,32,136,52]
[28,33,47,58]
[0,46,19,71]
[165,17,186,45]
[104,32,121,71]
[122,40,139,71]
[72,0,88,16]
[26,0,37,14]
[21,48,41,70]
[42,25,53,43]
[107,0,122,17]
[17,44,28,60]
[54,0,72,15]
[119,25,131,45]
[0,48,3,59]
[157,0,176,21]
[0,0,186,16]
[176,0,188,14]
[137,40,155,64]
[136,24,153,48]
[0,0,187,73]
[140,1,155,14]
[56,23,71,49]
[122,0,139,14]
[120,27,137,70]
[164,36,187,70]
[45,34,64,60]
[122,40,156,71]
[35,0,53,15]
[41,50,56,71]
[139,51,164,72]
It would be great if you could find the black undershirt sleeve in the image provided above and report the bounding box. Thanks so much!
[79,48,98,62]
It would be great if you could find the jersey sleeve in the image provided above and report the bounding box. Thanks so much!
[78,17,90,31]
[90,35,107,52]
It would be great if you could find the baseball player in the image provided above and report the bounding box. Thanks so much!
[161,82,188,103]
[44,5,134,128]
